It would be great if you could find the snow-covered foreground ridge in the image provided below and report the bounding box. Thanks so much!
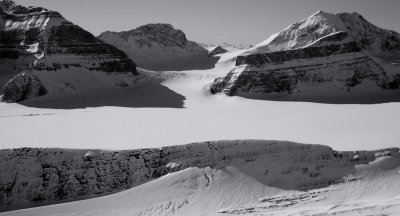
[1,140,399,214]
[211,11,400,103]
[4,159,400,216]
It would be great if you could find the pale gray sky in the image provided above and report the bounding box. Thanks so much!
[14,0,400,46]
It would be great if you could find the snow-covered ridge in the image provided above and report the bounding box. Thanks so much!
[0,0,138,102]
[6,156,400,216]
[199,42,253,52]
[249,11,400,54]
[211,11,400,103]
[0,139,398,212]
[98,24,218,71]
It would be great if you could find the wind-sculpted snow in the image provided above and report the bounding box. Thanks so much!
[220,155,400,216]
[211,11,400,103]
[98,24,218,71]
[1,140,397,212]
[0,0,138,102]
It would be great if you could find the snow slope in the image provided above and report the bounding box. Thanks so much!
[6,140,358,210]
[222,155,400,215]
[1,166,277,216]
[2,147,399,216]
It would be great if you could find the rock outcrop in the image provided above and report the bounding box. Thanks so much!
[2,72,46,102]
[0,0,137,102]
[211,11,400,103]
[98,24,218,71]
[208,45,228,57]
[1,140,397,212]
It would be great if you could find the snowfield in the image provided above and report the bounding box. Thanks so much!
[0,58,399,151]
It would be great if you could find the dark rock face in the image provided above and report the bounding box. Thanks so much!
[211,11,400,103]
[214,52,390,97]
[337,13,400,51]
[33,23,137,73]
[98,23,218,71]
[0,0,138,102]
[131,24,189,49]
[208,46,228,57]
[0,140,397,212]
[235,42,361,67]
[2,72,47,102]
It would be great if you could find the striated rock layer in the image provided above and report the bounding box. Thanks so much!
[211,11,400,103]
[0,0,137,102]
[1,140,398,212]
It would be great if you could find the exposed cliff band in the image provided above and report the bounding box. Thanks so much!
[0,0,137,102]
[211,11,400,104]
[1,140,397,212]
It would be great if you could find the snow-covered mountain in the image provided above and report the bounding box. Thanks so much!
[211,11,400,103]
[250,11,400,53]
[0,0,139,103]
[200,42,252,52]
[1,140,398,215]
[98,24,218,71]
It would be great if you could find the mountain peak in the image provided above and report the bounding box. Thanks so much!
[249,11,400,54]
[0,0,16,12]
[1,0,15,6]
[138,23,174,30]
[98,23,217,71]
[99,23,192,50]
[311,10,330,16]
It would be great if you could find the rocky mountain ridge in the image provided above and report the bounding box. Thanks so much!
[1,140,397,212]
[211,11,400,103]
[0,0,138,102]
